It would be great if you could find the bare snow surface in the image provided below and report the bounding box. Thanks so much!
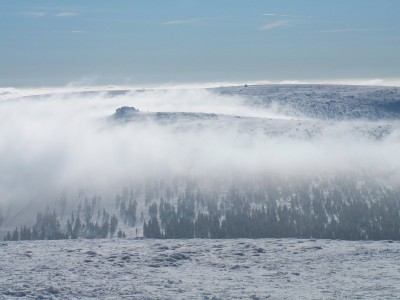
[1,238,400,299]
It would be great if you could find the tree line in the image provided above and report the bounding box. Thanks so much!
[4,196,125,241]
[144,177,400,240]
[3,176,400,241]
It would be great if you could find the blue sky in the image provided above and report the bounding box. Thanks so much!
[1,0,400,87]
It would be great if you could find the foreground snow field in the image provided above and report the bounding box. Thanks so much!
[1,238,400,299]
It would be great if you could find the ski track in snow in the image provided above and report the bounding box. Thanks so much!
[1,238,400,299]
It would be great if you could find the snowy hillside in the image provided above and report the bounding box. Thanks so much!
[217,84,400,120]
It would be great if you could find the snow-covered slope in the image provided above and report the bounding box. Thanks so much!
[217,84,400,120]
[1,238,400,299]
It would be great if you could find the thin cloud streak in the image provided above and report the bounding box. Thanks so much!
[263,13,290,17]
[317,28,386,33]
[14,11,80,18]
[260,20,292,30]
[55,12,78,17]
[163,19,198,25]
[263,13,311,18]
[15,11,45,17]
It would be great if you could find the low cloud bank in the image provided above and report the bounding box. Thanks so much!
[0,87,399,205]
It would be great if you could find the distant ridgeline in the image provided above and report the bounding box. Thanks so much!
[111,106,219,125]
[217,84,400,120]
[113,106,139,120]
[3,175,400,241]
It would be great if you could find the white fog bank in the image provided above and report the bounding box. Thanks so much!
[1,86,400,205]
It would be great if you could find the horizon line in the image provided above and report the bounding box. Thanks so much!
[1,78,400,99]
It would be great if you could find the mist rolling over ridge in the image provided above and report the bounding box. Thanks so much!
[1,85,400,205]
[0,84,400,239]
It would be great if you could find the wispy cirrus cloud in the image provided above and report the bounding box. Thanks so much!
[317,28,385,33]
[15,11,45,17]
[52,30,87,34]
[163,18,199,25]
[14,11,79,18]
[263,13,310,18]
[260,20,292,30]
[55,12,78,17]
[263,13,290,17]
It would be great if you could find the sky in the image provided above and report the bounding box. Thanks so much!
[1,0,400,87]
